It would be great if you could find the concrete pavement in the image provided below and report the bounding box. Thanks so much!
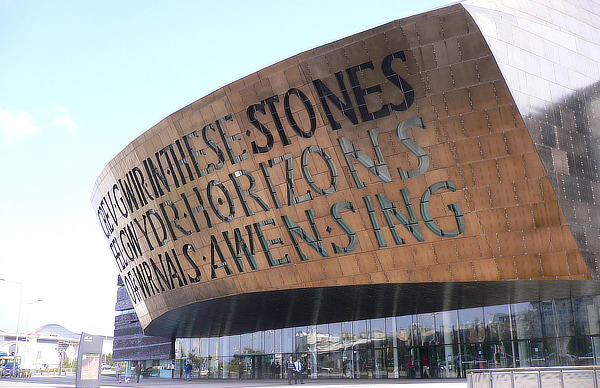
[0,375,468,388]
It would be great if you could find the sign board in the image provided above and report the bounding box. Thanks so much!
[76,333,103,388]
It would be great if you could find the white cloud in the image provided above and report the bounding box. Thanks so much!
[50,105,78,133]
[0,107,41,145]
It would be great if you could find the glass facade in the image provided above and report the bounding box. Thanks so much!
[172,294,600,380]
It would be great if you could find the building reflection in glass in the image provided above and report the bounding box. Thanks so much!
[174,294,600,379]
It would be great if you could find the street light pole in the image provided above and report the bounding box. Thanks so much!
[23,299,42,373]
[0,278,23,377]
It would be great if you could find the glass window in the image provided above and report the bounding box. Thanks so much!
[199,338,209,358]
[461,343,484,370]
[220,356,231,379]
[316,352,335,377]
[328,322,342,351]
[264,330,276,354]
[371,318,386,348]
[529,340,545,367]
[229,334,241,356]
[208,338,219,375]
[174,338,183,358]
[169,293,600,380]
[327,322,344,378]
[540,299,574,337]
[575,337,595,365]
[459,307,486,343]
[419,313,437,346]
[553,337,578,366]
[281,328,294,353]
[383,328,399,378]
[483,304,511,341]
[193,338,202,357]
[209,337,219,358]
[544,337,560,366]
[437,310,458,345]
[341,321,352,346]
[182,338,202,358]
[273,329,283,354]
[593,336,600,365]
[423,345,441,378]
[240,333,252,354]
[252,331,264,353]
[295,326,309,354]
[307,324,317,374]
[431,345,454,378]
[385,317,397,347]
[316,324,329,353]
[219,336,230,358]
[573,296,600,335]
[512,302,542,339]
[515,340,545,367]
[176,338,185,358]
[373,347,387,378]
[487,341,514,368]
[395,315,414,347]
[353,320,369,349]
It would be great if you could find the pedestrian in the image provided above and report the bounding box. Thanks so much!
[184,361,192,380]
[286,355,295,385]
[135,361,142,383]
[422,357,429,378]
[116,364,123,383]
[294,358,304,384]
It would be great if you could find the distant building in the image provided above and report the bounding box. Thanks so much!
[0,324,112,371]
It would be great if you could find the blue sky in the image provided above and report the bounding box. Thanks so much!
[0,0,453,336]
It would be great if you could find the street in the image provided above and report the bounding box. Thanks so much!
[0,375,468,388]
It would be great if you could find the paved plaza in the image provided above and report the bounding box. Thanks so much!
[0,375,467,388]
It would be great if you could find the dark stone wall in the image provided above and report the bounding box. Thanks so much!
[113,276,173,361]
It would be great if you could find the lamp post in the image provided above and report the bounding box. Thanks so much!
[0,278,23,377]
[23,299,42,373]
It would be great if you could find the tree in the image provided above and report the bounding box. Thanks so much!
[186,352,200,369]
[102,353,113,365]
[63,356,76,368]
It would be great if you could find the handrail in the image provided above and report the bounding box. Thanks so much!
[467,366,600,388]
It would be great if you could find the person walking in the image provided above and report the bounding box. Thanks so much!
[422,357,429,378]
[116,364,123,383]
[135,362,142,383]
[286,355,295,385]
[455,356,462,378]
[294,358,304,384]
[184,361,192,380]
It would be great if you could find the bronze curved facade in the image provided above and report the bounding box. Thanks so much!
[93,0,600,341]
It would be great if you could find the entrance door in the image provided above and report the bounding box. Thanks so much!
[405,346,443,379]
[255,354,275,379]
[353,349,369,378]
[516,340,545,367]
[237,354,274,379]
[406,347,420,378]
[239,356,253,379]
[419,346,433,378]
[255,355,263,379]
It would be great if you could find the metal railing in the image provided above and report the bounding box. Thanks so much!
[467,366,600,388]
